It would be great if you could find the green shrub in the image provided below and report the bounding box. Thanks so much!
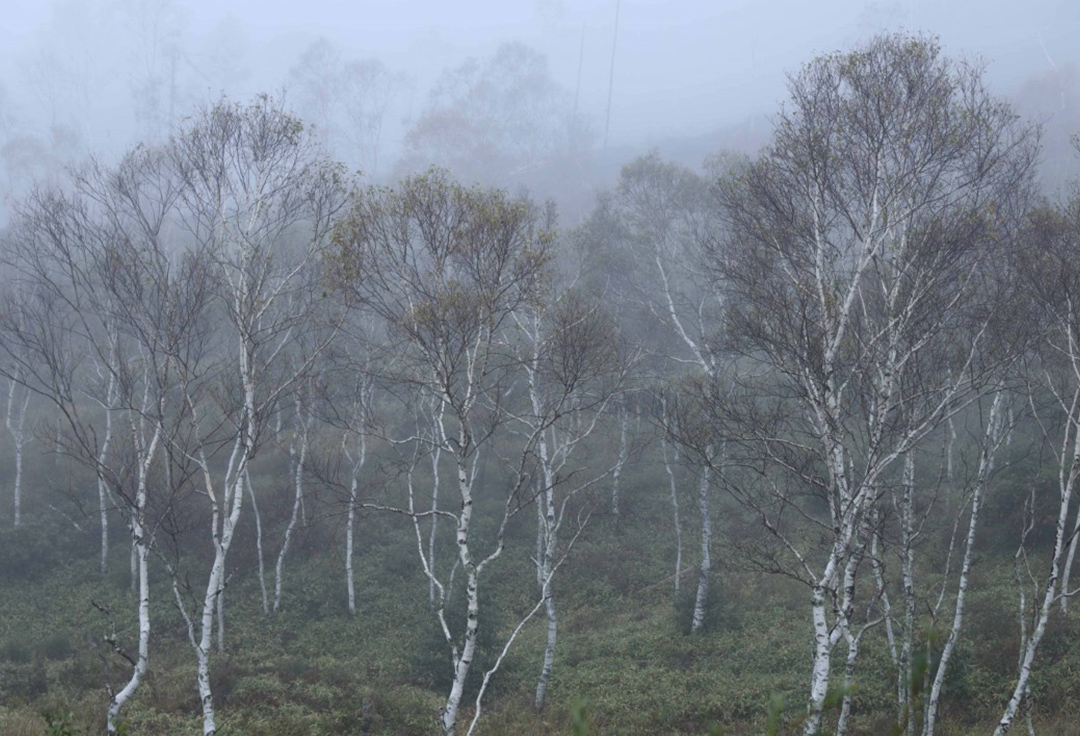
[0,640,33,663]
[409,579,511,702]
[673,574,727,635]
[39,633,74,661]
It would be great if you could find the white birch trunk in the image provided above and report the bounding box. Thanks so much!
[993,392,1080,735]
[5,379,30,528]
[130,542,138,592]
[441,453,479,736]
[662,436,683,592]
[428,401,444,604]
[690,467,712,634]
[924,391,1005,735]
[345,419,367,616]
[899,452,916,735]
[805,580,835,736]
[107,398,161,733]
[97,372,116,574]
[216,588,225,653]
[194,465,245,735]
[611,396,628,517]
[274,393,309,613]
[835,628,863,736]
[245,468,269,615]
[189,385,254,734]
[533,424,557,710]
[107,532,149,733]
[346,473,357,614]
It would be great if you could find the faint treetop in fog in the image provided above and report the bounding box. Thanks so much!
[288,37,406,179]
[399,42,593,187]
[1014,61,1079,195]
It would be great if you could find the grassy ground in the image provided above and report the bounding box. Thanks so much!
[1,460,1079,735]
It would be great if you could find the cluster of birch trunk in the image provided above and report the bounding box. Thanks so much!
[3,30,1080,736]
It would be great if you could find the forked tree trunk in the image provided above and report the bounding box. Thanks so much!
[107,408,160,734]
[108,533,149,733]
[440,453,480,736]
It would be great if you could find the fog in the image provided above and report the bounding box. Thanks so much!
[4,4,1080,734]
[2,0,1079,222]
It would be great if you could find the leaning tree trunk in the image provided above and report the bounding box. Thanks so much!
[274,393,310,613]
[993,393,1080,736]
[246,468,269,615]
[108,525,150,733]
[922,391,1005,735]
[107,411,160,734]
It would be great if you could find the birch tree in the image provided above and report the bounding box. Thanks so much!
[330,169,553,736]
[919,389,1010,735]
[0,142,205,733]
[607,152,724,633]
[990,195,1080,734]
[272,372,316,613]
[696,33,1037,735]
[506,286,623,709]
[3,356,31,528]
[165,95,347,735]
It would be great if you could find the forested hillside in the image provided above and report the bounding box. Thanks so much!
[2,31,1080,736]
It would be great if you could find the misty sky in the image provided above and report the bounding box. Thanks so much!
[0,0,1078,210]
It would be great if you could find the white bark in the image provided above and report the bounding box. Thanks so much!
[107,534,149,734]
[274,391,311,613]
[97,371,116,573]
[690,467,712,634]
[440,453,480,736]
[993,389,1080,735]
[107,391,162,733]
[130,541,138,592]
[924,390,1005,736]
[344,382,369,616]
[344,424,366,615]
[1061,515,1080,614]
[245,468,269,615]
[835,627,865,736]
[427,397,445,604]
[5,378,31,527]
[533,427,557,709]
[899,452,916,735]
[805,581,834,736]
[469,517,591,734]
[661,399,683,592]
[611,395,628,517]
